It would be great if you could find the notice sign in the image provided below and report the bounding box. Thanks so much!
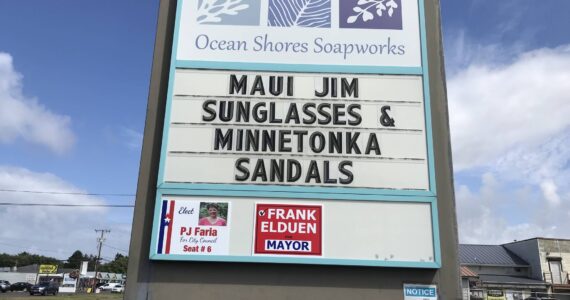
[403,284,438,300]
[156,199,230,255]
[254,204,322,256]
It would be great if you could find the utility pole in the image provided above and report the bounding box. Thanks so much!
[93,229,110,291]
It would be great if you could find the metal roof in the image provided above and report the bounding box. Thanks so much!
[479,274,548,286]
[459,244,529,266]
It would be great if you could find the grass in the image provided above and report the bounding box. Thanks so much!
[0,293,123,300]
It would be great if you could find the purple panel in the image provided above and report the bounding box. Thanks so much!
[340,0,403,30]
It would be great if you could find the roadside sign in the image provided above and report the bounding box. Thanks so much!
[126,0,460,297]
[148,0,441,269]
[38,264,58,274]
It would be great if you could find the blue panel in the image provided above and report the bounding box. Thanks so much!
[157,186,436,202]
[418,0,437,195]
[149,253,440,269]
[158,182,435,198]
[175,60,424,75]
[156,0,183,185]
[149,192,165,259]
[418,0,442,267]
[156,200,168,254]
[148,189,440,268]
[431,199,442,268]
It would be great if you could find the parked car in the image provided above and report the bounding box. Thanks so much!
[95,282,106,288]
[99,282,120,291]
[111,284,124,293]
[10,282,32,292]
[0,280,10,293]
[29,282,58,296]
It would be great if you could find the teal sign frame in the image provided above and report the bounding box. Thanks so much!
[150,0,441,269]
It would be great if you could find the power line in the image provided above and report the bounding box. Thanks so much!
[0,188,134,197]
[103,243,128,254]
[0,203,133,208]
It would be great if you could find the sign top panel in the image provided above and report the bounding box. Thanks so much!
[177,0,422,69]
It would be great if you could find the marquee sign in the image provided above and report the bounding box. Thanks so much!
[150,0,440,269]
[163,70,429,190]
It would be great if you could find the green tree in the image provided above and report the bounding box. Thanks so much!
[99,253,128,274]
[64,250,84,269]
[0,252,59,268]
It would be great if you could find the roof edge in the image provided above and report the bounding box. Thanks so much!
[461,263,530,268]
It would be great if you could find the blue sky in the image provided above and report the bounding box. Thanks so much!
[0,0,569,259]
[0,0,159,260]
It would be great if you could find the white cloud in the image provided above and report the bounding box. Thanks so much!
[448,44,570,244]
[448,45,570,171]
[540,180,561,207]
[0,53,75,154]
[0,166,131,260]
[496,131,569,208]
[456,173,565,244]
[495,132,570,181]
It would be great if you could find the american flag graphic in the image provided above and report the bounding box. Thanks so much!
[157,199,175,254]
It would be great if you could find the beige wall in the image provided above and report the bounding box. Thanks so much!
[538,239,570,282]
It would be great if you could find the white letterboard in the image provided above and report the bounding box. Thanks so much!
[162,69,429,190]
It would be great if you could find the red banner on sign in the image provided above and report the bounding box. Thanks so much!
[254,204,322,256]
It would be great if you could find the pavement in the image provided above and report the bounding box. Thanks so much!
[0,290,121,298]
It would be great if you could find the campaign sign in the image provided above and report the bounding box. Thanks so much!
[254,204,322,256]
[403,284,438,300]
[156,199,230,255]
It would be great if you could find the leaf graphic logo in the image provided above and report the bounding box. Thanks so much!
[268,0,331,28]
[197,0,261,26]
[340,0,402,29]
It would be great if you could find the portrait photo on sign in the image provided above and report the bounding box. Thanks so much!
[198,202,229,226]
